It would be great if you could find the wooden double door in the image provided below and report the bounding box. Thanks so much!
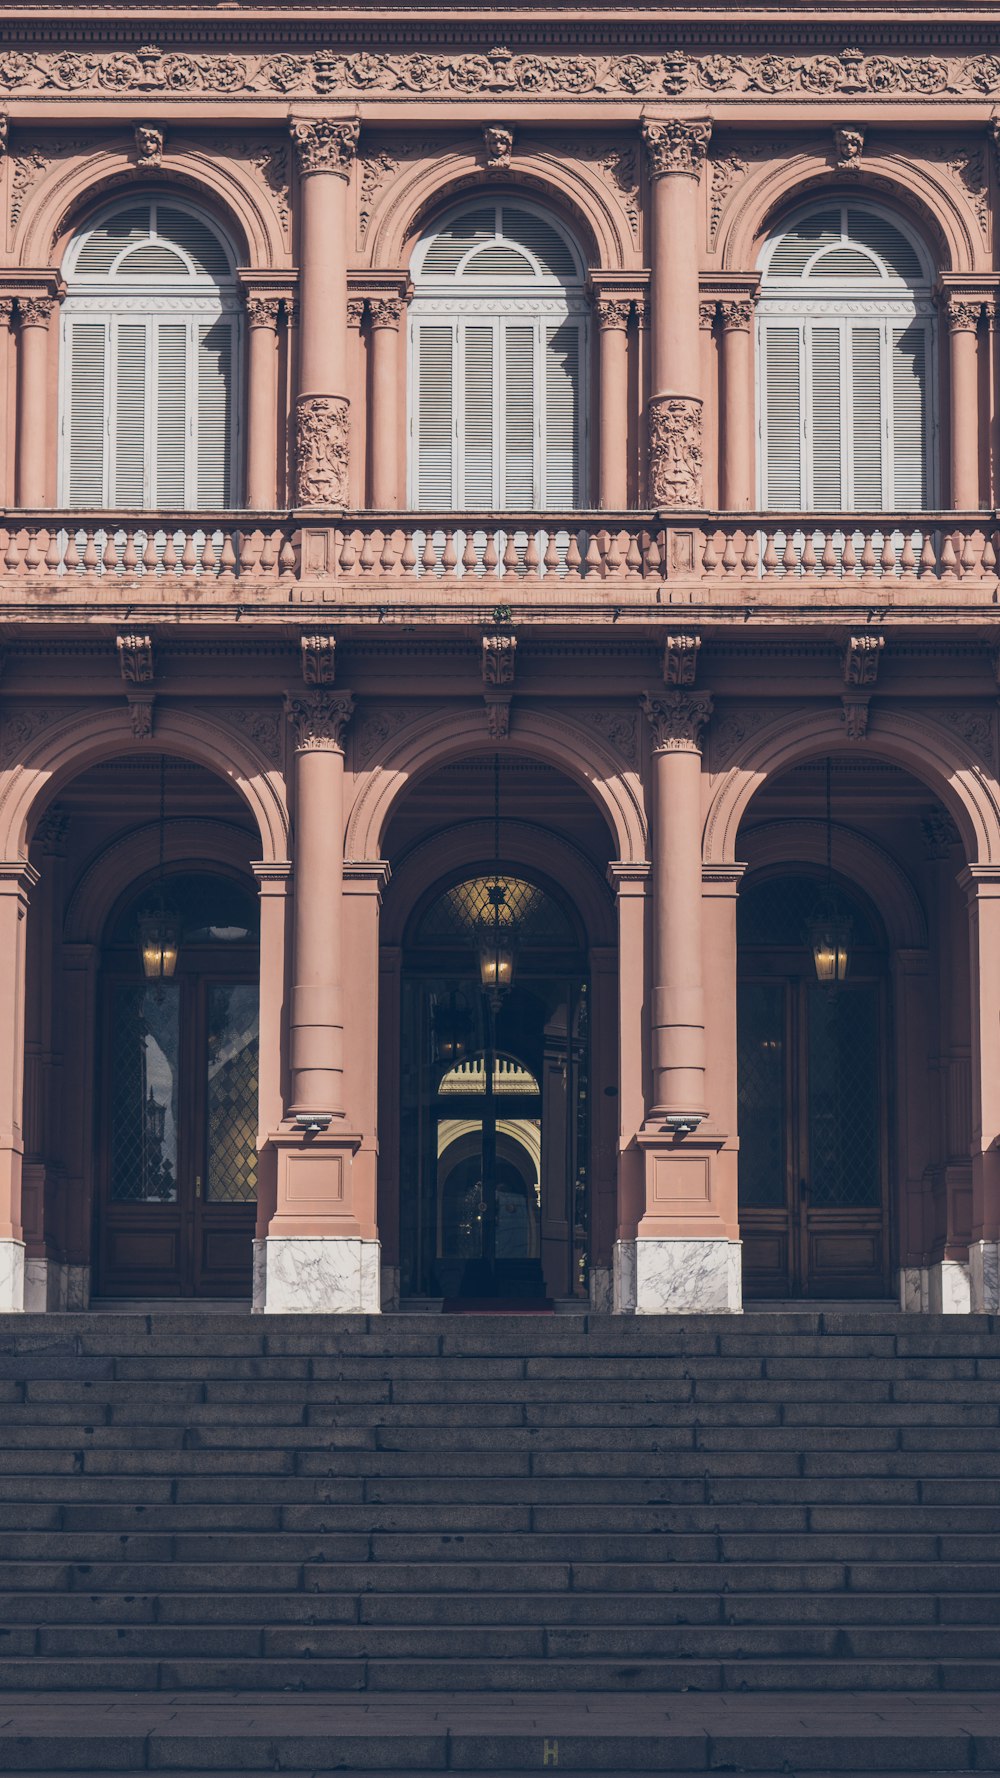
[737,972,890,1298]
[97,971,259,1297]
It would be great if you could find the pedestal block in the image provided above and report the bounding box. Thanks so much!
[970,1239,1000,1311]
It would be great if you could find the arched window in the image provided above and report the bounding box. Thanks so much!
[61,200,240,509]
[758,203,935,511]
[409,201,587,511]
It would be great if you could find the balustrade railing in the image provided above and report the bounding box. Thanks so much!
[0,510,997,592]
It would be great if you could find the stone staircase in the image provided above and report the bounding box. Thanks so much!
[2,1308,1000,1772]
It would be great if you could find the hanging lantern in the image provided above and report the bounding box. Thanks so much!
[477,880,516,1004]
[807,897,852,985]
[138,757,180,981]
[807,757,850,987]
[138,901,181,981]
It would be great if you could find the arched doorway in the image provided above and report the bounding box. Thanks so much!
[96,868,260,1297]
[737,869,891,1298]
[400,869,590,1303]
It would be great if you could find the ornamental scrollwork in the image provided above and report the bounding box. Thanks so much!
[642,117,712,178]
[647,396,704,508]
[245,296,281,329]
[289,116,359,177]
[945,296,983,333]
[286,690,355,752]
[3,44,997,102]
[367,295,406,329]
[641,690,714,753]
[17,296,54,328]
[595,298,632,332]
[294,395,350,508]
[719,299,755,332]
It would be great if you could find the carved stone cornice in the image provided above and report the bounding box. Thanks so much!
[289,116,359,178]
[116,633,154,685]
[641,690,714,753]
[843,633,884,686]
[642,116,712,179]
[840,692,870,740]
[482,632,517,687]
[285,690,355,752]
[6,47,1000,105]
[663,635,701,687]
[301,633,336,685]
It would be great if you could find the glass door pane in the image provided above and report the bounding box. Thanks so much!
[109,983,180,1204]
[737,982,787,1209]
[806,984,880,1208]
[206,983,259,1204]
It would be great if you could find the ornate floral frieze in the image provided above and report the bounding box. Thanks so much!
[647,396,704,508]
[5,44,1000,103]
[294,395,349,508]
[219,704,283,766]
[709,706,768,771]
[354,704,423,765]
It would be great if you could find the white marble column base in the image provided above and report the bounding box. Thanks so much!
[588,1265,613,1314]
[253,1236,381,1314]
[969,1240,1000,1312]
[0,1239,25,1312]
[901,1261,972,1313]
[612,1240,637,1314]
[614,1237,742,1314]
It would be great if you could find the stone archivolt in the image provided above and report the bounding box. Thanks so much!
[4,45,1000,102]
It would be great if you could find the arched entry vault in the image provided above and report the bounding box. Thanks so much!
[365,738,628,1309]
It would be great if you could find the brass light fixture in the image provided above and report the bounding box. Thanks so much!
[475,754,518,1008]
[138,757,181,983]
[806,757,851,986]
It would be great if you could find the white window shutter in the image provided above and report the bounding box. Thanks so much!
[544,323,580,508]
[197,319,233,509]
[113,322,148,507]
[891,323,928,510]
[763,326,802,507]
[850,326,883,507]
[810,327,843,511]
[66,321,108,506]
[415,324,455,508]
[463,325,495,508]
[155,322,188,509]
[503,324,535,510]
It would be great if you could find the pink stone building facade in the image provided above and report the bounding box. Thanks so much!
[0,15,998,1314]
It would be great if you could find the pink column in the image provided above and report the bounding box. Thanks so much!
[641,691,713,1121]
[285,692,353,1118]
[596,298,631,510]
[251,858,291,1247]
[0,300,13,506]
[699,302,718,509]
[16,297,54,509]
[960,865,1000,1308]
[0,861,38,1310]
[289,117,359,507]
[642,117,711,507]
[245,297,281,510]
[719,297,756,511]
[946,296,982,510]
[368,296,406,510]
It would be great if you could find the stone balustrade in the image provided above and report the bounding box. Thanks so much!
[0,510,997,598]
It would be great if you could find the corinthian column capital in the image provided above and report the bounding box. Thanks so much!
[642,117,712,179]
[641,690,713,753]
[285,690,355,752]
[289,116,360,178]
